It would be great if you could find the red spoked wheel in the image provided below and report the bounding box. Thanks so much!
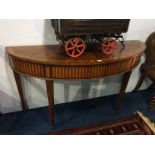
[65,38,86,58]
[101,39,117,55]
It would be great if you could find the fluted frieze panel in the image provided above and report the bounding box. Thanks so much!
[9,55,141,80]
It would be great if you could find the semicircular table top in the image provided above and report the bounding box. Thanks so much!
[6,40,145,80]
[6,40,145,65]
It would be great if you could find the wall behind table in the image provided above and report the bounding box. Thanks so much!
[0,19,154,113]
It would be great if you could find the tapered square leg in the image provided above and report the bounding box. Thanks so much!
[115,71,132,111]
[13,71,28,111]
[46,80,54,128]
[132,68,145,92]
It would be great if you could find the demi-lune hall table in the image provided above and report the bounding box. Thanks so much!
[6,40,145,128]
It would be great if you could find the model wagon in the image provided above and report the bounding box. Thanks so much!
[51,19,130,58]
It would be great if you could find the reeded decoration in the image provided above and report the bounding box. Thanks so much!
[7,41,144,80]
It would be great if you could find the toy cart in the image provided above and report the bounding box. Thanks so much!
[51,19,130,58]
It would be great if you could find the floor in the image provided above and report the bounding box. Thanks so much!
[0,89,155,135]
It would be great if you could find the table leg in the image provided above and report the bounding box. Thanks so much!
[115,71,132,111]
[132,68,145,92]
[13,71,28,111]
[46,80,54,128]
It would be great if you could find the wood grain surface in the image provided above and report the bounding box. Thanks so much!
[6,40,145,80]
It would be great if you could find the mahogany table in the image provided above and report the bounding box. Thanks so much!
[6,40,145,128]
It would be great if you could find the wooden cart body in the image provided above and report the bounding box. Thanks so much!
[52,19,130,40]
[51,19,130,57]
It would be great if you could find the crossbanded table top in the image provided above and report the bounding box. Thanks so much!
[6,40,145,66]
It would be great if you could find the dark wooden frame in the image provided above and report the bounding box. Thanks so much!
[51,19,130,51]
[133,32,155,109]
